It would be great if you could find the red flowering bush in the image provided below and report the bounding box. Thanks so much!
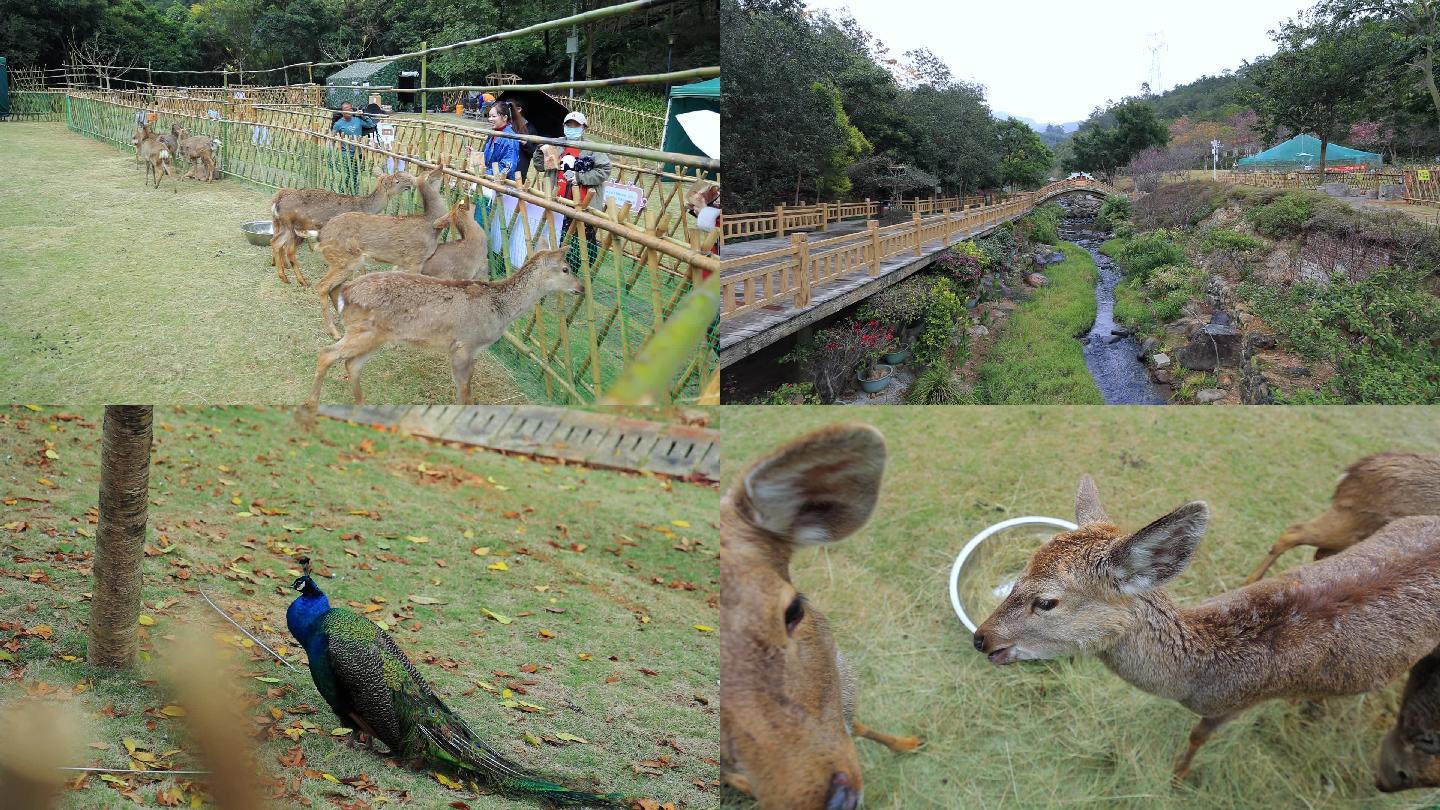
[783,319,895,402]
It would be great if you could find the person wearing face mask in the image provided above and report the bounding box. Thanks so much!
[545,111,612,270]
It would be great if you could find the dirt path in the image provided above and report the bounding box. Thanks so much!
[0,122,524,404]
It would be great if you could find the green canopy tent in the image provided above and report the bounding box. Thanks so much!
[1236,133,1382,171]
[325,60,419,112]
[661,78,718,178]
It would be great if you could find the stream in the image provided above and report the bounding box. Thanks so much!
[1058,213,1170,405]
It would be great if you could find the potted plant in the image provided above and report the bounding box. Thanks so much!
[857,362,896,392]
[783,319,893,403]
[851,320,897,393]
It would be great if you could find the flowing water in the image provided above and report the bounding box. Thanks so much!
[1059,215,1169,405]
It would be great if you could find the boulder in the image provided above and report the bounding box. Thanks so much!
[1379,184,1406,201]
[1138,336,1160,357]
[1318,182,1351,197]
[1152,368,1173,385]
[1151,352,1171,370]
[1195,388,1227,404]
[1244,332,1277,352]
[967,325,989,338]
[1024,272,1049,287]
[1176,324,1242,371]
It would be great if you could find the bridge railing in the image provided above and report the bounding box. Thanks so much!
[722,194,1013,242]
[720,194,1036,320]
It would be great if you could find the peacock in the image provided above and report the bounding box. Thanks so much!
[285,561,624,808]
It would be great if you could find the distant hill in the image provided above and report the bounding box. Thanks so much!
[993,112,1082,133]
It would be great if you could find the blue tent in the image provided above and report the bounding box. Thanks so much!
[1236,133,1382,170]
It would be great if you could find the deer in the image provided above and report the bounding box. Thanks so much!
[1244,452,1440,584]
[418,196,489,280]
[135,124,175,191]
[721,425,922,810]
[171,124,221,183]
[303,248,582,409]
[1376,649,1440,792]
[972,474,1440,785]
[269,158,447,287]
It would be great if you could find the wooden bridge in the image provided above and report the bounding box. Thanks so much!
[718,177,1119,367]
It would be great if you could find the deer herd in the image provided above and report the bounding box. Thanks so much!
[129,120,582,405]
[722,426,1440,808]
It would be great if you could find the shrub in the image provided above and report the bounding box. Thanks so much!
[1019,203,1063,245]
[1095,195,1132,231]
[1133,181,1227,229]
[913,280,966,370]
[1240,266,1440,403]
[1245,191,1314,238]
[782,319,896,403]
[757,382,820,405]
[976,228,1015,269]
[932,242,987,288]
[860,276,934,328]
[906,364,973,404]
[1112,220,1136,239]
[1201,227,1263,254]
[1112,230,1187,283]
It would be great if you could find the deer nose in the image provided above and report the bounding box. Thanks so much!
[825,772,859,810]
[973,632,987,652]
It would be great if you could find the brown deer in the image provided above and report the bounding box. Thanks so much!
[419,197,489,280]
[136,124,175,191]
[270,171,417,286]
[1245,452,1440,584]
[973,474,1440,784]
[1376,650,1440,792]
[722,425,922,810]
[304,248,582,408]
[171,124,220,183]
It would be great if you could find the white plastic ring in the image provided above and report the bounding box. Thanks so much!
[949,516,1078,633]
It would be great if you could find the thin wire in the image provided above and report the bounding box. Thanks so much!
[59,767,212,775]
[197,588,301,672]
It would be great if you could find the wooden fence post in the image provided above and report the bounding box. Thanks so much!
[792,232,811,309]
[775,202,786,238]
[912,211,922,257]
[819,201,829,231]
[867,219,880,276]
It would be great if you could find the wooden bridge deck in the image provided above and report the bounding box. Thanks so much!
[718,210,1027,367]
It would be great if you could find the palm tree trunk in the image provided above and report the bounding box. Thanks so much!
[87,405,153,669]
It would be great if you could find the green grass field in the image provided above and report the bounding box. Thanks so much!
[0,405,718,808]
[721,406,1440,809]
[0,122,528,405]
[975,243,1105,404]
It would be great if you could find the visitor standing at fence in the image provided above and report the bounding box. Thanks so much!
[331,102,367,195]
[473,100,535,274]
[548,111,611,270]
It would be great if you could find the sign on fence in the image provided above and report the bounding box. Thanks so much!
[1421,169,1433,182]
[601,181,647,213]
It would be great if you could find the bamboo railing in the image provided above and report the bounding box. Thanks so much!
[62,91,719,404]
[719,177,1119,322]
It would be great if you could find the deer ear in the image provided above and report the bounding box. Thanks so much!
[1105,502,1208,594]
[1075,474,1108,525]
[739,424,886,546]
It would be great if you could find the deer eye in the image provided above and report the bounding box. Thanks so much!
[783,596,805,634]
[1033,597,1058,612]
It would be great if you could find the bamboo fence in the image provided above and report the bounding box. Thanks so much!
[57,91,719,404]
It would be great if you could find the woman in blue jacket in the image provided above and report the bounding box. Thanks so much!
[475,100,531,272]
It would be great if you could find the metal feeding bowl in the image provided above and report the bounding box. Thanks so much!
[241,220,274,246]
[949,516,1078,633]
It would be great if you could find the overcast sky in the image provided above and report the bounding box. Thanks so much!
[804,0,1315,124]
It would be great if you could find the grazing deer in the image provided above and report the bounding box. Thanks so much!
[304,248,582,407]
[1376,650,1440,792]
[721,425,922,810]
[973,474,1440,784]
[171,125,221,183]
[135,125,175,191]
[419,197,489,280]
[1245,452,1440,584]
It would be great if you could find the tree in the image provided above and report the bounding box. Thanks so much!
[995,117,1055,188]
[1063,99,1169,182]
[812,81,872,200]
[88,405,152,669]
[1322,0,1440,131]
[1243,12,1400,172]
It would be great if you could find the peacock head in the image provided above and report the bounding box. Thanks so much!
[292,575,324,597]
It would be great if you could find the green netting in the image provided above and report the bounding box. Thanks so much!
[1236,133,1382,170]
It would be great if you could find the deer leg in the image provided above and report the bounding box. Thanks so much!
[852,721,922,753]
[1243,532,1310,585]
[272,228,292,283]
[344,351,375,404]
[316,256,357,339]
[289,239,309,287]
[1172,713,1235,786]
[449,344,475,405]
[721,771,753,796]
[307,330,384,409]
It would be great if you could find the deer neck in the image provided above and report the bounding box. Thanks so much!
[487,265,556,322]
[363,184,397,214]
[418,180,445,218]
[1096,590,1218,705]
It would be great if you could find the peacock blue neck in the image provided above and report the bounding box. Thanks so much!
[287,577,332,646]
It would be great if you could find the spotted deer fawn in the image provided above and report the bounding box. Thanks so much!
[135,124,175,191]
[304,247,581,408]
[973,474,1440,783]
[1245,452,1440,584]
[418,196,489,280]
[722,425,921,810]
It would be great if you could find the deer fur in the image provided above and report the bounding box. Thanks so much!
[418,197,489,280]
[304,248,582,407]
[135,125,175,191]
[1377,650,1440,792]
[973,474,1440,784]
[721,425,921,810]
[171,125,220,183]
[313,161,451,334]
[1245,452,1440,584]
